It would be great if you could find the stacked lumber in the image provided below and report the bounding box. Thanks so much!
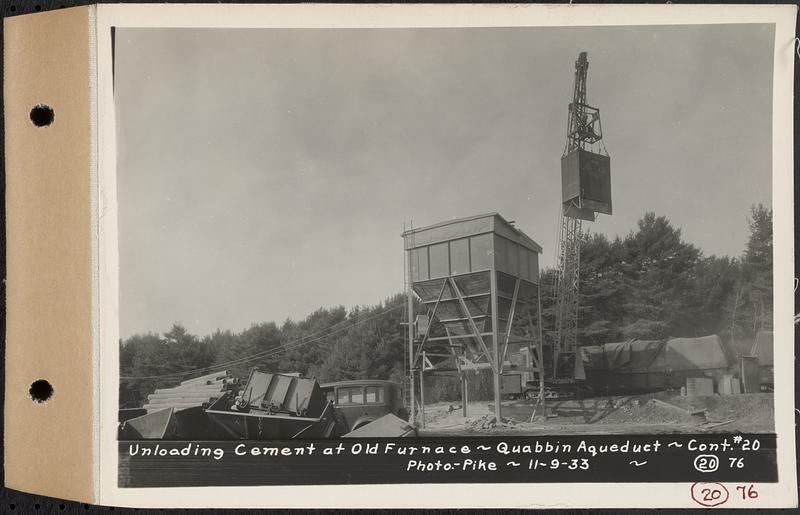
[142,370,238,413]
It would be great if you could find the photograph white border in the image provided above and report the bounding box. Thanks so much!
[96,3,797,508]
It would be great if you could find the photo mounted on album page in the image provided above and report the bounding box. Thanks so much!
[85,3,796,509]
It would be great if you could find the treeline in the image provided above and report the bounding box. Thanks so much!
[120,295,413,404]
[541,205,772,355]
[120,205,772,404]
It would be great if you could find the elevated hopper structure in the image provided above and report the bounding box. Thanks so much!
[403,213,544,423]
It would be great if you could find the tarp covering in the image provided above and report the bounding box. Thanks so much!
[666,335,729,371]
[581,340,665,373]
[604,342,631,370]
[584,336,730,373]
[751,330,774,366]
[626,340,667,371]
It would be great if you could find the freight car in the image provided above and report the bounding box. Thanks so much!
[579,335,734,395]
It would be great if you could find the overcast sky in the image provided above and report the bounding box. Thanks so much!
[115,24,774,338]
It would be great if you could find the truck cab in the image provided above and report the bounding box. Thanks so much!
[320,380,406,432]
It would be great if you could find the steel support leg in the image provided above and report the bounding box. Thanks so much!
[419,371,426,429]
[461,373,468,417]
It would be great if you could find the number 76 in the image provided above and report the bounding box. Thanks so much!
[736,484,758,499]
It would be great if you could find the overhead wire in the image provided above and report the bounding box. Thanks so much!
[120,304,404,381]
[121,305,402,381]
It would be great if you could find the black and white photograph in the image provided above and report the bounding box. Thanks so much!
[98,4,794,507]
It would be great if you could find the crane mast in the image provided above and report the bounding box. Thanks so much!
[553,51,611,385]
[553,208,582,381]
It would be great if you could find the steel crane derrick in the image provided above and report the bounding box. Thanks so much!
[552,51,612,386]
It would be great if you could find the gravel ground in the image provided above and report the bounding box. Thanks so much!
[417,392,775,435]
[664,393,774,432]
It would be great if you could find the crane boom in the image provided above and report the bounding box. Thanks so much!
[565,52,603,155]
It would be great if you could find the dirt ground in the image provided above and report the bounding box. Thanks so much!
[417,392,774,436]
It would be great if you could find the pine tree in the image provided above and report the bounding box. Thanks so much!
[619,213,700,339]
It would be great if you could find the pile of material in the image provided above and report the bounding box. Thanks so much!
[464,413,518,431]
[667,392,774,432]
[120,370,240,439]
[594,397,694,425]
[142,370,238,413]
[342,414,416,438]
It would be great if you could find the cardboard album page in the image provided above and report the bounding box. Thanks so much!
[5,3,798,509]
[4,6,96,503]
